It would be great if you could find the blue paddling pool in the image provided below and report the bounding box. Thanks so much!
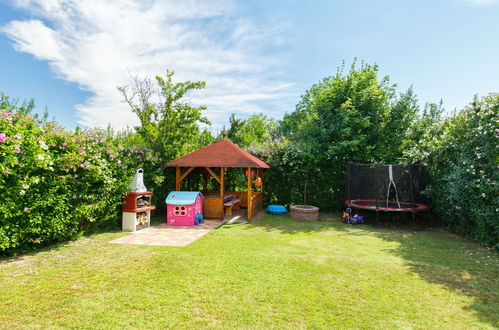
[267,205,287,215]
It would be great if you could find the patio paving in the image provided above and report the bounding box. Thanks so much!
[109,220,223,247]
[109,209,264,247]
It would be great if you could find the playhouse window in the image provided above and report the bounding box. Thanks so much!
[174,205,186,216]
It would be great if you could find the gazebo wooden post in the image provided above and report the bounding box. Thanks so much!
[259,168,264,194]
[247,167,252,221]
[220,167,225,218]
[259,168,263,211]
[175,167,181,191]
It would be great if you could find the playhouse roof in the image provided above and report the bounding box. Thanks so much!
[165,191,203,205]
[165,140,270,168]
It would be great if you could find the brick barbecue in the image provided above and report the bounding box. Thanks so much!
[122,169,156,232]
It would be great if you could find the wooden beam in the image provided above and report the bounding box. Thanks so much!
[179,167,195,182]
[175,167,181,191]
[260,168,265,209]
[221,167,225,218]
[247,167,252,221]
[204,167,221,184]
[259,168,264,194]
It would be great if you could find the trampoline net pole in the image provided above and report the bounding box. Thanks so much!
[346,162,351,207]
[374,164,379,224]
[408,165,416,209]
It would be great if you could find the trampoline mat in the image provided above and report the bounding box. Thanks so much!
[345,199,429,212]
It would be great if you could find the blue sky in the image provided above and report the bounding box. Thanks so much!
[0,0,498,130]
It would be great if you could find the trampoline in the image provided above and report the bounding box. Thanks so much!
[345,163,430,223]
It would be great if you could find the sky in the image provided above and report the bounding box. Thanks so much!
[0,0,498,131]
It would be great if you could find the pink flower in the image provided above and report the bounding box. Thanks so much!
[13,146,20,153]
[24,207,29,212]
[74,174,78,178]
[13,133,21,139]
[0,133,5,143]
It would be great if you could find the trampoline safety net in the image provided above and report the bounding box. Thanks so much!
[345,163,430,212]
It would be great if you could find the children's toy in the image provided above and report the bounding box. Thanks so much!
[267,205,287,215]
[165,191,203,226]
[342,208,352,223]
[351,213,364,224]
[195,214,204,225]
[342,208,364,225]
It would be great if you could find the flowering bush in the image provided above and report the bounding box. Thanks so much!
[0,110,161,255]
[404,94,498,248]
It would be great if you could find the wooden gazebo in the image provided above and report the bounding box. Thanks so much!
[164,140,270,221]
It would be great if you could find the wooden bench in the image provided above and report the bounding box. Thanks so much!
[223,194,241,216]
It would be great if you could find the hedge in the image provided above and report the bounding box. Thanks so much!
[0,110,158,255]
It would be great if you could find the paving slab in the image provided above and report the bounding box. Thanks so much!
[109,220,223,247]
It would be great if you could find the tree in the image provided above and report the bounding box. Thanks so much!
[402,100,444,154]
[0,92,35,115]
[281,61,418,163]
[264,61,420,208]
[198,128,215,148]
[226,113,278,149]
[118,70,211,161]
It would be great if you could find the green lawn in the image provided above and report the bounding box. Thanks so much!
[1,214,498,329]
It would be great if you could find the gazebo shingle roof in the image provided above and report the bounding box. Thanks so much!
[165,139,270,168]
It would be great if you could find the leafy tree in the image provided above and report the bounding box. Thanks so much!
[198,128,215,148]
[118,70,210,161]
[227,113,278,149]
[261,61,420,209]
[0,92,35,115]
[281,61,418,162]
[402,100,444,153]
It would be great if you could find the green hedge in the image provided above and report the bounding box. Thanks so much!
[0,110,158,255]
[404,94,498,248]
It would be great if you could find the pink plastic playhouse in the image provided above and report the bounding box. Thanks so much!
[165,191,204,226]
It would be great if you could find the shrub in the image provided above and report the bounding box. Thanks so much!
[0,110,159,255]
[404,94,498,248]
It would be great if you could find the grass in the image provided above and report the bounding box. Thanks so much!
[1,214,498,329]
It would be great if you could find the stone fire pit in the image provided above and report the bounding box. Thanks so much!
[290,205,319,221]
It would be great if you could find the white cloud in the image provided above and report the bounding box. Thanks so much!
[2,0,297,130]
[2,20,63,61]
